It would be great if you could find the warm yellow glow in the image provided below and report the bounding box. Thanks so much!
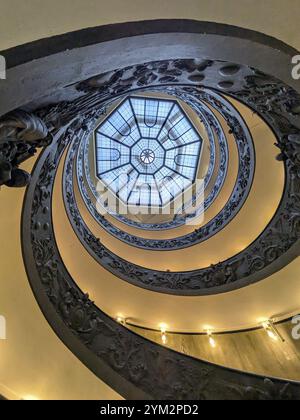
[207,331,217,348]
[262,321,283,342]
[203,325,214,332]
[267,329,279,342]
[159,323,168,333]
[161,332,168,345]
[159,323,168,345]
[257,317,269,325]
[23,395,39,401]
[209,336,217,348]
[116,315,126,325]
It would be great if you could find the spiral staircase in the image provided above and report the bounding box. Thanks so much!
[1,13,300,400]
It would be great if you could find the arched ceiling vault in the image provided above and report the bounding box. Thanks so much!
[69,97,284,271]
[2,17,300,400]
[1,0,300,51]
[54,154,300,333]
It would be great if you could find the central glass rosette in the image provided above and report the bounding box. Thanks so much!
[94,96,203,209]
[140,149,156,165]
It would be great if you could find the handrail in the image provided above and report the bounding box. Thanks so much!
[21,126,300,400]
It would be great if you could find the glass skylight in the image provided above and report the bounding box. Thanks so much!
[94,96,202,208]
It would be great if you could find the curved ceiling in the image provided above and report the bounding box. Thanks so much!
[54,177,300,333]
[83,91,233,235]
[2,14,300,400]
[14,21,299,332]
[72,97,284,272]
[0,158,122,401]
[51,133,296,333]
[1,0,300,51]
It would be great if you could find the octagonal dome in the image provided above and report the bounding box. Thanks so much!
[94,95,203,208]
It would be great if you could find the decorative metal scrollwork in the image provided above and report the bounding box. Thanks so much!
[22,122,300,400]
[48,61,300,295]
[0,111,52,188]
[13,23,300,400]
[70,87,254,250]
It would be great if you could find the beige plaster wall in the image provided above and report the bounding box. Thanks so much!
[0,158,122,400]
[0,0,299,51]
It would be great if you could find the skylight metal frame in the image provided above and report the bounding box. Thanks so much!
[93,95,203,209]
